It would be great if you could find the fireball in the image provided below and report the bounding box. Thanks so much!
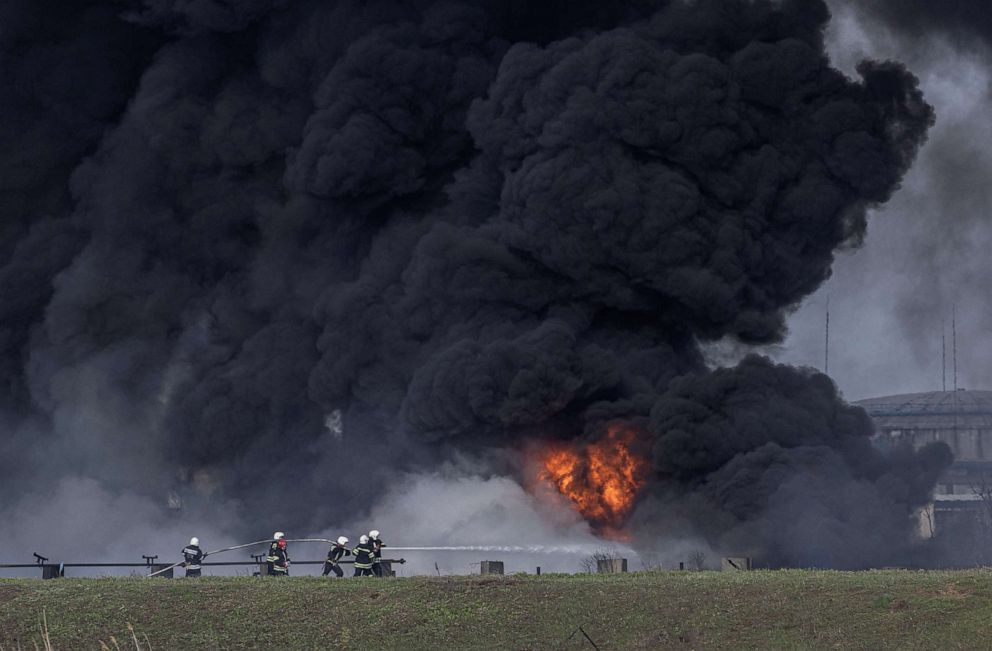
[537,425,647,535]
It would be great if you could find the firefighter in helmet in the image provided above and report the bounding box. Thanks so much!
[266,532,290,576]
[322,536,351,577]
[182,537,204,577]
[352,535,375,577]
[369,529,386,577]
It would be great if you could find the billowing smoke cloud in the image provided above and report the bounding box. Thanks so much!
[850,0,992,52]
[0,0,945,568]
[771,0,992,400]
[639,356,950,567]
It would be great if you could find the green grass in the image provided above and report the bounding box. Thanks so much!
[1,570,990,649]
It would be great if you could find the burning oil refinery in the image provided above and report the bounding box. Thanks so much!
[7,0,992,577]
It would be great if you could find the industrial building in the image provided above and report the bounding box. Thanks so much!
[855,389,992,537]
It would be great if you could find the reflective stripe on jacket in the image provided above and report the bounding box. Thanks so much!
[182,545,204,570]
[327,544,350,565]
[352,544,374,568]
[267,541,289,568]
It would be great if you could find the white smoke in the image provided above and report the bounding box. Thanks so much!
[0,477,243,577]
[320,470,637,575]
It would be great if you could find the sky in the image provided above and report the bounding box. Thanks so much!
[775,0,992,401]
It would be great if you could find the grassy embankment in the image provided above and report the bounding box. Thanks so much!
[1,570,991,650]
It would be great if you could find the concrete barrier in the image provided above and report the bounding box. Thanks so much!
[41,564,63,579]
[596,558,628,573]
[721,557,751,571]
[480,561,504,575]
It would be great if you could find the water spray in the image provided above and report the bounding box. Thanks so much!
[387,544,635,555]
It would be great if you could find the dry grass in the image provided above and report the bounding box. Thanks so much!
[0,610,147,651]
[2,571,992,649]
[98,623,150,651]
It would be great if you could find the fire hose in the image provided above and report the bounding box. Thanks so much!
[146,538,344,577]
[147,539,272,577]
[148,540,602,576]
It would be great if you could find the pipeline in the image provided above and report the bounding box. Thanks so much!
[277,541,635,554]
[147,539,621,576]
[1,559,406,569]
[148,539,271,577]
[146,538,343,577]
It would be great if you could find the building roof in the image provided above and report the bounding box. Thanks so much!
[855,390,992,430]
[934,494,982,502]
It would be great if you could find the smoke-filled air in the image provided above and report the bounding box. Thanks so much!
[0,0,951,571]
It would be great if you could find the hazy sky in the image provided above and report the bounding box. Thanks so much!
[774,0,992,401]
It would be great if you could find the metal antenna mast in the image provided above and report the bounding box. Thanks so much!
[824,295,830,375]
[953,305,958,391]
[942,318,946,392]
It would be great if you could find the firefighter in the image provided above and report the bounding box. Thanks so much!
[369,529,386,577]
[182,537,204,577]
[266,531,290,577]
[322,536,350,577]
[352,535,375,577]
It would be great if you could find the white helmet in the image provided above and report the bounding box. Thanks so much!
[359,534,369,544]
[337,536,349,546]
[369,529,380,540]
[273,531,285,540]
[189,537,199,546]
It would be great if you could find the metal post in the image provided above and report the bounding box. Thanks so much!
[953,305,958,391]
[824,295,829,375]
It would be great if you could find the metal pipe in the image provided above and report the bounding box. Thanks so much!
[0,559,405,569]
[149,538,272,577]
[147,538,364,577]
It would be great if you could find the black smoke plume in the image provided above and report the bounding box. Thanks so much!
[641,356,951,567]
[848,0,992,52]
[0,0,943,566]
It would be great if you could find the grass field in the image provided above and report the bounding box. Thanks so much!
[1,570,991,650]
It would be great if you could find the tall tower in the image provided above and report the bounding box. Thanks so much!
[942,319,946,392]
[824,296,830,375]
[953,305,958,391]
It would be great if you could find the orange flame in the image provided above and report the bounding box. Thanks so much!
[537,425,647,536]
